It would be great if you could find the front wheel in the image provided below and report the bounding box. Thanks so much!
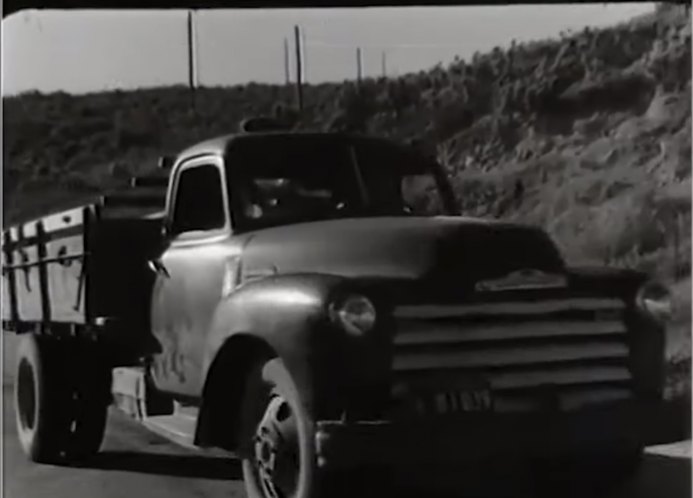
[238,357,383,498]
[239,358,315,498]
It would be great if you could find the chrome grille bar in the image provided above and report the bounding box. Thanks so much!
[393,341,629,371]
[395,320,626,345]
[394,298,625,319]
[396,365,632,391]
[390,295,633,413]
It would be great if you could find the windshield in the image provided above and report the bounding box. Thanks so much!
[226,136,452,231]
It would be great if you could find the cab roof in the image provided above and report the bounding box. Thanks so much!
[176,131,415,162]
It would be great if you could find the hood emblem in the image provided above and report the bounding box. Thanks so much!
[475,269,567,292]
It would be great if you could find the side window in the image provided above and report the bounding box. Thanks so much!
[171,164,226,235]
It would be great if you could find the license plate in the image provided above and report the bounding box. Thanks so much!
[419,388,494,414]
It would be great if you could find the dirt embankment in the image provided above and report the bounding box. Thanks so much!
[3,4,691,378]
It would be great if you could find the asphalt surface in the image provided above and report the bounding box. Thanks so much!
[3,332,691,498]
[3,384,246,498]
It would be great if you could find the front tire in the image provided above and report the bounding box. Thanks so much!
[239,357,316,498]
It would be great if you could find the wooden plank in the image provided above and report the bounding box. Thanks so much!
[35,221,52,324]
[130,176,169,188]
[15,228,41,322]
[101,193,166,208]
[98,206,166,220]
[83,206,93,324]
[22,220,37,238]
[46,234,86,323]
[1,231,19,324]
[42,207,84,233]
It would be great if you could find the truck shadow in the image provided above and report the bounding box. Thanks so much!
[389,453,692,498]
[69,450,691,496]
[75,451,243,481]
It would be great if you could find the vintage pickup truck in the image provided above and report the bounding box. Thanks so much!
[2,129,686,497]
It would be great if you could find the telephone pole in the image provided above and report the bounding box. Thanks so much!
[294,25,303,111]
[356,47,363,84]
[381,50,387,78]
[300,27,307,83]
[284,37,290,85]
[186,10,197,111]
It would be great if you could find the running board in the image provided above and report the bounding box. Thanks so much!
[110,367,234,456]
[111,366,175,420]
[146,400,201,449]
[111,367,201,450]
[143,412,198,449]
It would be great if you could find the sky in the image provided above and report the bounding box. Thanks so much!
[1,3,656,96]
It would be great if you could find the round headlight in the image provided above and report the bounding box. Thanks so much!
[637,281,672,322]
[330,294,377,336]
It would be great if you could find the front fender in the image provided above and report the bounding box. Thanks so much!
[204,273,392,419]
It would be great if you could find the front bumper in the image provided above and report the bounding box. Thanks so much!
[315,399,688,469]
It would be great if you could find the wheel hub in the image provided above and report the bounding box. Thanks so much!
[253,395,299,498]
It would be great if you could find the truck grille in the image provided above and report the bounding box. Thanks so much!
[391,297,632,414]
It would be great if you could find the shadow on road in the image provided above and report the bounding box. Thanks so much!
[73,451,243,480]
[386,453,692,498]
[524,454,691,498]
[613,454,692,498]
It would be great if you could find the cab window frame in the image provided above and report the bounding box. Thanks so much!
[165,154,232,241]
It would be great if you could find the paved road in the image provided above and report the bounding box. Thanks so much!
[3,384,247,498]
[4,332,242,498]
[3,333,691,498]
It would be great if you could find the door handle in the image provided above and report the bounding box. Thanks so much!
[148,258,170,278]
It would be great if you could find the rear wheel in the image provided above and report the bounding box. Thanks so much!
[15,334,72,463]
[15,334,111,464]
[65,362,111,462]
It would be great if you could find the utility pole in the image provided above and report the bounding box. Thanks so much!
[301,27,307,83]
[284,37,290,85]
[187,10,196,111]
[356,47,363,85]
[294,25,303,112]
[381,50,387,78]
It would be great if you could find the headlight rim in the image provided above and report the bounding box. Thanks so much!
[328,293,377,336]
[636,280,673,322]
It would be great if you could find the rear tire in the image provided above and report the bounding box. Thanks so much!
[15,334,111,464]
[65,362,111,462]
[15,334,72,463]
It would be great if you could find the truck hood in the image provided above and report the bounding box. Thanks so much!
[240,216,565,289]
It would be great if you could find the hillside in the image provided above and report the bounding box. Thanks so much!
[3,4,691,385]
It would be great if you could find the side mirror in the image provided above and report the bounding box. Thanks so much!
[161,219,173,240]
[158,156,175,170]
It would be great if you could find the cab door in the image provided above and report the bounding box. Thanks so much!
[149,155,238,397]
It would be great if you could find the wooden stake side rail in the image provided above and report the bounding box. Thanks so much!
[2,164,169,333]
[2,206,91,329]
